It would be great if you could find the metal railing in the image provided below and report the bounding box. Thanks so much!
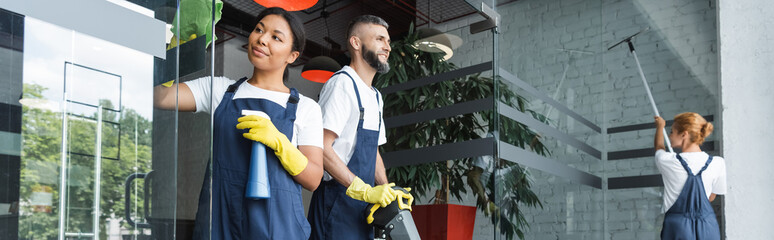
[381,62,604,189]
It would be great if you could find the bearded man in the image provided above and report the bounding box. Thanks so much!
[307,15,412,240]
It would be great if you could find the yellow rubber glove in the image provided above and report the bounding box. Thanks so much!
[167,34,197,50]
[236,115,308,176]
[346,176,397,207]
[485,201,499,217]
[395,188,414,211]
[366,204,380,224]
[160,34,198,88]
[365,187,415,224]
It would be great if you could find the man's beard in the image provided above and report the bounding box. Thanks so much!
[362,47,390,74]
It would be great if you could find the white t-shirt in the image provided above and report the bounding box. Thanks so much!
[655,149,727,213]
[184,76,323,149]
[318,66,387,181]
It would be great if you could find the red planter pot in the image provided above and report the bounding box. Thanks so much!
[410,204,477,240]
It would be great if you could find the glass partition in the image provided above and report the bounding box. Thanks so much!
[486,0,607,239]
[376,1,500,239]
[601,0,720,238]
[1,0,218,239]
[376,0,719,238]
[488,0,719,239]
[378,0,719,239]
[377,0,606,238]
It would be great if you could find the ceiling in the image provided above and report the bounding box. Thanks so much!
[126,0,517,66]
[217,0,485,66]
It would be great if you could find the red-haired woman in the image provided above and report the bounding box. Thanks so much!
[654,112,726,240]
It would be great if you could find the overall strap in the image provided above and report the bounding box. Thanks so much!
[696,154,714,175]
[674,154,695,176]
[226,77,248,93]
[332,71,366,128]
[373,87,382,132]
[284,88,300,121]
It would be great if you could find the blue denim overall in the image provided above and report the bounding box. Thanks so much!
[308,71,382,240]
[660,154,721,240]
[193,78,310,239]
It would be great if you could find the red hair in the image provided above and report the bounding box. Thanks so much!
[673,112,714,145]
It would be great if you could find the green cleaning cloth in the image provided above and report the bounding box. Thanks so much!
[169,0,223,49]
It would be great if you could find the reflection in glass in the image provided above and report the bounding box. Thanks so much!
[19,16,156,239]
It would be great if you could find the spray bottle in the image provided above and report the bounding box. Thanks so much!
[242,110,271,199]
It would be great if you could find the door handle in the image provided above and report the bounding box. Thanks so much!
[124,171,154,229]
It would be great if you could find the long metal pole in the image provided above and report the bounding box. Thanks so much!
[58,64,69,240]
[93,105,103,239]
[630,47,673,153]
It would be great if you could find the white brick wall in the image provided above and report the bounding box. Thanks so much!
[426,0,718,239]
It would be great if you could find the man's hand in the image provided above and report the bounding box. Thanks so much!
[346,176,397,207]
[366,187,414,224]
[394,187,414,211]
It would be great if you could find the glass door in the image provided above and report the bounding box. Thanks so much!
[5,0,210,237]
[58,62,124,239]
[16,16,164,239]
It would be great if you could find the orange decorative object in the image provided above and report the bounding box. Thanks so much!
[411,204,477,240]
[253,0,318,11]
[302,56,341,83]
[301,70,335,83]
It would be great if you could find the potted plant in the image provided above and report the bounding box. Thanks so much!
[375,24,549,240]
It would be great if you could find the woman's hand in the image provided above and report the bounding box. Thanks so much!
[654,116,666,151]
[237,115,284,150]
[237,115,307,176]
[654,116,666,130]
[237,115,323,190]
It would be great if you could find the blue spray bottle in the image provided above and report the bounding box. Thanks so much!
[242,110,270,199]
